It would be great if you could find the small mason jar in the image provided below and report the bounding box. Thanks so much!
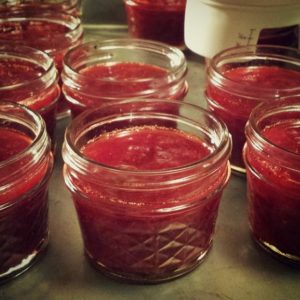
[244,97,300,265]
[0,101,53,282]
[62,39,188,117]
[0,0,82,16]
[0,43,60,145]
[0,9,83,117]
[205,45,300,173]
[62,99,231,283]
[123,0,186,48]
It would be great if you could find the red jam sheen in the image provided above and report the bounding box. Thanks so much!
[124,0,186,47]
[72,126,224,280]
[0,128,49,277]
[81,126,212,170]
[66,62,185,117]
[0,128,30,164]
[247,120,300,259]
[206,66,300,169]
[262,121,300,155]
[0,58,59,141]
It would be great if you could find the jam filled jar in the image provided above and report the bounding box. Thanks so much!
[0,0,82,16]
[0,101,53,282]
[124,0,186,48]
[0,9,83,117]
[205,45,300,173]
[62,39,188,118]
[244,97,300,265]
[0,43,60,145]
[62,99,231,283]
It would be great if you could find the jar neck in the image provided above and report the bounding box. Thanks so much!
[208,45,300,99]
[0,101,52,206]
[62,39,188,100]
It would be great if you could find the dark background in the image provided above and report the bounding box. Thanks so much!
[82,0,127,24]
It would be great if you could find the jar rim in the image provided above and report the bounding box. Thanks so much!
[63,38,188,85]
[0,43,58,92]
[124,0,186,7]
[247,96,300,160]
[0,0,79,10]
[63,99,231,176]
[209,44,300,98]
[0,101,47,169]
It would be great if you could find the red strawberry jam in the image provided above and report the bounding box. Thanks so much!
[246,120,300,261]
[0,10,83,117]
[0,56,59,143]
[66,125,229,282]
[63,62,187,117]
[124,0,186,48]
[206,65,300,171]
[0,125,52,281]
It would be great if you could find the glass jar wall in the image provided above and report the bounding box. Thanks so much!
[244,97,300,264]
[0,101,53,282]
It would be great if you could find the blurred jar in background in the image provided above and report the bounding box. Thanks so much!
[0,0,82,16]
[62,39,188,118]
[0,9,83,117]
[124,0,186,49]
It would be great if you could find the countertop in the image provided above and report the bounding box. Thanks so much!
[1,5,300,300]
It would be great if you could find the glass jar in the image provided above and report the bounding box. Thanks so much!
[0,101,53,282]
[244,97,300,265]
[62,39,188,118]
[62,99,231,283]
[0,0,81,16]
[205,45,300,174]
[0,9,83,117]
[0,43,60,145]
[123,0,186,48]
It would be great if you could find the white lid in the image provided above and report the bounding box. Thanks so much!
[185,0,300,58]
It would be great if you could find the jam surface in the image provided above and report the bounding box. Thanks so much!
[81,126,212,170]
[69,125,225,281]
[262,121,300,155]
[206,66,300,169]
[246,119,300,259]
[79,62,168,96]
[0,127,31,162]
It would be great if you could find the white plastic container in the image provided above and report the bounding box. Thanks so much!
[185,0,300,57]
